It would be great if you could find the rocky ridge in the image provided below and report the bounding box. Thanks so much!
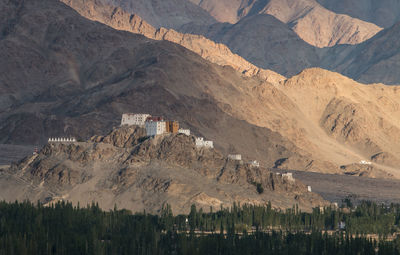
[60,0,285,84]
[63,0,400,84]
[1,126,327,214]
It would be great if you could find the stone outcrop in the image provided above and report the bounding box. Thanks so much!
[340,164,393,179]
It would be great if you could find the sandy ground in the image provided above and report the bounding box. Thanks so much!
[271,169,400,205]
[0,144,35,165]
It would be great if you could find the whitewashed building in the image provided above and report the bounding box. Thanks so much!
[196,137,204,147]
[145,121,166,136]
[228,154,242,161]
[307,185,312,192]
[195,137,214,149]
[121,113,151,126]
[178,129,191,136]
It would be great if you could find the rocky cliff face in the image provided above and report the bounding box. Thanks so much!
[1,126,327,214]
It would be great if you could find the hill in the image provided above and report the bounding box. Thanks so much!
[0,126,327,213]
[2,0,400,180]
[0,0,315,172]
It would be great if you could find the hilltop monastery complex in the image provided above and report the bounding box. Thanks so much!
[121,113,213,148]
[119,114,270,168]
[46,113,301,187]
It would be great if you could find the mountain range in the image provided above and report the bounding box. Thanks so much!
[317,0,400,28]
[87,0,400,85]
[1,0,400,212]
[188,0,382,48]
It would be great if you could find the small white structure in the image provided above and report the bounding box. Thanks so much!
[282,172,295,182]
[249,160,260,167]
[307,185,312,192]
[178,129,191,136]
[121,113,151,127]
[359,160,372,165]
[196,137,204,147]
[48,137,76,143]
[228,154,242,161]
[195,137,214,149]
[145,121,166,136]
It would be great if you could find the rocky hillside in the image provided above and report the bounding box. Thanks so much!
[101,0,216,29]
[0,126,327,214]
[187,0,382,48]
[60,0,285,84]
[0,0,314,172]
[64,0,400,84]
[1,0,400,180]
[277,69,400,177]
[317,0,400,28]
[181,14,321,77]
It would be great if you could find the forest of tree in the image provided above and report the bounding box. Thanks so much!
[1,200,400,254]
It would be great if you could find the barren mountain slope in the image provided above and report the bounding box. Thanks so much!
[323,22,400,85]
[0,126,327,214]
[198,66,400,178]
[60,0,285,84]
[64,0,400,85]
[0,0,315,171]
[317,0,400,28]
[99,0,216,29]
[278,69,400,177]
[181,14,321,77]
[2,0,400,181]
[188,0,382,47]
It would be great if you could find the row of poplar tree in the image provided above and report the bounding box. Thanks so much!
[1,200,400,254]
